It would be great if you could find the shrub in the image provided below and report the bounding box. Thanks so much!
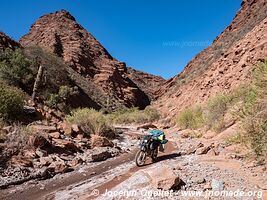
[239,60,267,158]
[204,94,231,130]
[46,93,61,109]
[225,133,244,145]
[176,106,204,129]
[143,107,160,121]
[0,124,31,167]
[46,85,79,111]
[24,46,71,99]
[107,107,160,124]
[0,82,25,121]
[65,108,112,136]
[0,49,35,90]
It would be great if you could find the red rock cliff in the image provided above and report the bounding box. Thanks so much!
[20,10,151,110]
[156,0,267,117]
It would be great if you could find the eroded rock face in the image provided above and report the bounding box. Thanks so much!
[0,32,20,50]
[156,0,267,116]
[20,10,151,110]
[127,67,165,100]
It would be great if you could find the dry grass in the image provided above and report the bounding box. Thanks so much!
[176,106,204,129]
[0,124,32,167]
[65,108,112,136]
[106,107,160,124]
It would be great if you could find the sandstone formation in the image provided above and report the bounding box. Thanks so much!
[20,10,154,110]
[156,0,267,117]
[0,32,20,50]
[127,67,165,100]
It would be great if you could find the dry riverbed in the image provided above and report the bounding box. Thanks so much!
[1,126,266,200]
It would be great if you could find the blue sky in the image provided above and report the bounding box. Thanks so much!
[0,0,241,79]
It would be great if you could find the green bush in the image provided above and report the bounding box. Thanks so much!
[143,107,160,121]
[225,133,244,145]
[0,82,25,121]
[204,94,231,130]
[176,106,204,129]
[0,49,35,89]
[107,107,160,124]
[239,60,267,158]
[46,93,61,109]
[46,85,79,111]
[24,46,71,100]
[65,108,111,136]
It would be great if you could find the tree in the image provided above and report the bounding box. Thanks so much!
[0,48,35,90]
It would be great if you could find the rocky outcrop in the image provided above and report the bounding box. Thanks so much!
[0,32,20,50]
[156,0,267,116]
[127,67,165,100]
[20,10,151,110]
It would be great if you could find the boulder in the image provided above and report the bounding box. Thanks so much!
[47,155,74,173]
[53,138,78,151]
[91,135,114,148]
[57,155,71,161]
[98,128,116,139]
[195,146,211,155]
[185,143,204,155]
[48,160,68,173]
[39,156,54,166]
[91,150,112,162]
[190,176,206,184]
[137,123,158,130]
[211,179,224,191]
[206,148,217,156]
[70,157,83,167]
[149,165,180,190]
[61,122,72,135]
[185,147,196,155]
[29,135,49,149]
[49,131,61,139]
[35,148,48,157]
[70,124,84,137]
